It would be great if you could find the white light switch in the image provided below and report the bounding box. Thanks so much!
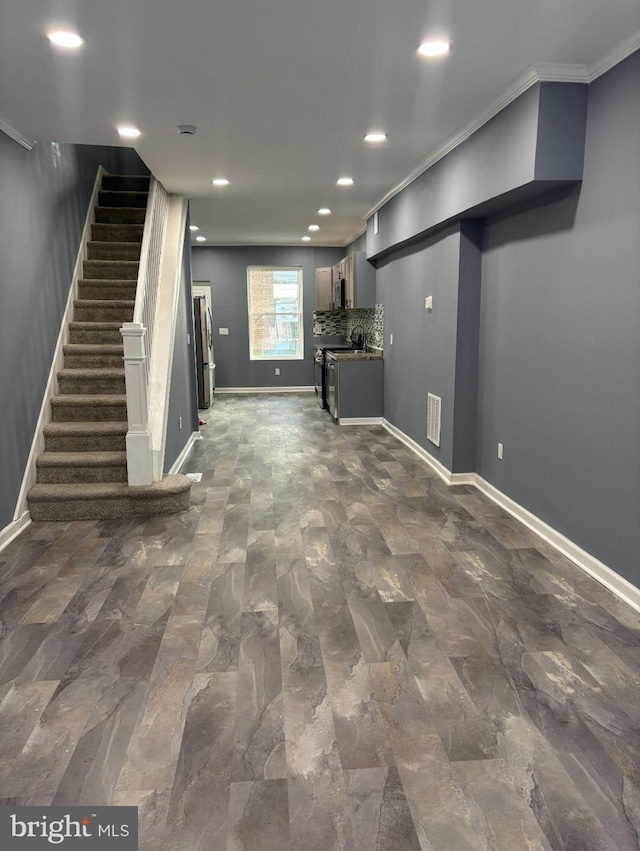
[275,368,280,375]
[425,296,433,310]
[219,328,229,335]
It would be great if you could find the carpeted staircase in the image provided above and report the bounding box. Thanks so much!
[27,174,191,522]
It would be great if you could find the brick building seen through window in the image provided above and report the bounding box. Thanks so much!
[247,267,303,359]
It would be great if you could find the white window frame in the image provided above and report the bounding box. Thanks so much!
[247,265,304,360]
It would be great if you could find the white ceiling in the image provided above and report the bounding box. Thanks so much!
[1,0,639,246]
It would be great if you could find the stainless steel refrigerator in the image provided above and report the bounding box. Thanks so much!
[193,295,214,408]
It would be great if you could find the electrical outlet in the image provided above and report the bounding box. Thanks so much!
[187,333,191,344]
[179,416,183,430]
[425,296,433,310]
[497,442,504,460]
[390,333,394,345]
[219,328,229,335]
[275,368,280,375]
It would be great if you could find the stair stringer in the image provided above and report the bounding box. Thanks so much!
[13,165,108,527]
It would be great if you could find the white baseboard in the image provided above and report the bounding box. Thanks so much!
[0,511,32,554]
[168,431,202,474]
[382,418,640,615]
[13,166,107,522]
[339,417,383,426]
[473,476,640,615]
[215,386,315,395]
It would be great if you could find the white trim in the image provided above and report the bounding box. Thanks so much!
[344,223,367,248]
[215,386,315,394]
[381,417,640,615]
[168,430,202,474]
[339,417,383,426]
[0,113,34,150]
[587,31,640,82]
[381,418,458,485]
[473,476,640,615]
[0,511,32,554]
[364,35,640,220]
[13,165,107,521]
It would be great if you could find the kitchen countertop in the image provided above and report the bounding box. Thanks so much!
[326,350,383,361]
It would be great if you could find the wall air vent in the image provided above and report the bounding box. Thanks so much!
[427,393,441,447]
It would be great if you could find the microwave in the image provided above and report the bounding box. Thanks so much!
[334,279,346,309]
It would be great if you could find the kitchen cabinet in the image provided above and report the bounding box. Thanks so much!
[344,250,376,308]
[315,267,333,310]
[326,354,383,422]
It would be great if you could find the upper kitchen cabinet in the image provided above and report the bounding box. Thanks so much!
[344,250,376,308]
[315,267,333,311]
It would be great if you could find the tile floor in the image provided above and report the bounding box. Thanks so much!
[1,394,640,850]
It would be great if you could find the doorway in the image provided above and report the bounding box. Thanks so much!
[193,281,215,408]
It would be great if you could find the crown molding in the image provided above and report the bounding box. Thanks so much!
[365,34,640,220]
[533,62,589,82]
[344,223,367,247]
[587,30,640,82]
[0,113,33,150]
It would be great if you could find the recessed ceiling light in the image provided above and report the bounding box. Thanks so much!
[47,31,84,48]
[418,40,450,57]
[189,225,199,231]
[308,224,320,232]
[212,178,230,186]
[364,132,387,143]
[196,236,206,242]
[117,126,141,139]
[318,208,331,215]
[337,177,354,186]
[301,236,311,242]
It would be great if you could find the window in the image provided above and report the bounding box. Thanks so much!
[247,266,303,360]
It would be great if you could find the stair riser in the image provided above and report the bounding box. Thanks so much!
[74,305,134,322]
[98,191,148,209]
[83,261,139,279]
[45,433,126,452]
[64,353,124,369]
[95,208,146,225]
[68,328,123,344]
[29,490,191,522]
[91,224,144,243]
[58,376,126,395]
[102,176,150,193]
[51,405,127,423]
[78,283,137,301]
[87,243,141,261]
[37,466,128,485]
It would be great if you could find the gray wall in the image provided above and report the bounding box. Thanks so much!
[164,212,200,474]
[477,51,640,585]
[0,136,148,530]
[368,82,588,259]
[346,231,367,254]
[377,225,464,471]
[191,246,344,388]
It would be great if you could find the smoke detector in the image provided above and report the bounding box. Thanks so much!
[177,124,197,136]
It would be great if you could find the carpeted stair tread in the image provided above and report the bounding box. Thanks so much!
[98,190,149,208]
[63,344,124,355]
[87,241,142,261]
[82,260,140,279]
[68,322,124,344]
[101,175,150,192]
[58,368,125,379]
[91,223,144,242]
[29,476,192,502]
[37,451,127,467]
[77,281,137,301]
[95,207,146,225]
[51,394,127,407]
[44,421,128,436]
[74,299,135,308]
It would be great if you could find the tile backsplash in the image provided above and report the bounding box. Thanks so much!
[314,304,385,348]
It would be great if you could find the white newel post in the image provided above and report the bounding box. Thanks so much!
[121,322,155,485]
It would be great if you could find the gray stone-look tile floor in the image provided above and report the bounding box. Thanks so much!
[1,393,640,849]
